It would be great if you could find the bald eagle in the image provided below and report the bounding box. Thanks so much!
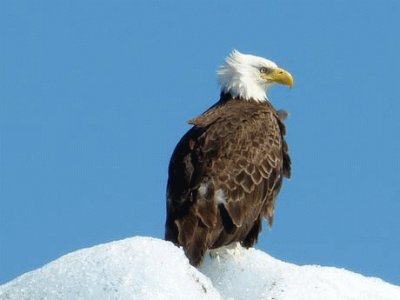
[165,50,294,266]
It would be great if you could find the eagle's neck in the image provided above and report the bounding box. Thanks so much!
[219,84,268,102]
[218,92,269,104]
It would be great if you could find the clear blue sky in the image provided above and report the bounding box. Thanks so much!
[1,0,399,285]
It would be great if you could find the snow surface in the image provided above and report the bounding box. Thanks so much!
[0,236,399,300]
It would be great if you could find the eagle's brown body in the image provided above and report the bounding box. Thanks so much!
[165,92,291,266]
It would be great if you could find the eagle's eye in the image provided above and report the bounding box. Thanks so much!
[259,67,271,74]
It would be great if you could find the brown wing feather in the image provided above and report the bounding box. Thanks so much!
[165,95,291,265]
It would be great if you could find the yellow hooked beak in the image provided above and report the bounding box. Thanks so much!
[261,67,294,87]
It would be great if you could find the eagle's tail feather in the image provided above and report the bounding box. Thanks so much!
[241,217,262,248]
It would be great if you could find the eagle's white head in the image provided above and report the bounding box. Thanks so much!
[217,50,293,102]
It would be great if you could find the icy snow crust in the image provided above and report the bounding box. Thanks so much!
[1,236,399,300]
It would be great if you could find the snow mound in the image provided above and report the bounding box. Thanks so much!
[201,245,400,300]
[0,237,221,300]
[0,236,399,300]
